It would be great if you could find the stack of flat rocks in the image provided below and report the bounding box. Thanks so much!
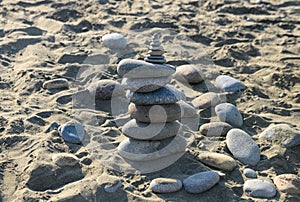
[117,34,192,172]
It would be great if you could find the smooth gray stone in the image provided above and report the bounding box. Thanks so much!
[102,33,127,49]
[259,124,300,148]
[149,178,182,193]
[183,171,220,194]
[117,59,175,78]
[58,121,85,144]
[148,49,164,56]
[243,168,257,178]
[192,92,223,109]
[215,75,246,93]
[199,122,232,137]
[144,55,166,64]
[178,100,198,118]
[52,153,79,167]
[215,103,243,127]
[174,64,204,84]
[43,78,69,90]
[243,179,277,198]
[198,152,237,171]
[122,119,181,140]
[131,85,185,105]
[87,79,125,100]
[226,129,260,166]
[121,76,171,93]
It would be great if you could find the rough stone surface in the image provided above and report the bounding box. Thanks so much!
[131,85,185,105]
[259,124,300,148]
[52,153,79,167]
[122,119,181,140]
[102,33,127,49]
[88,79,125,100]
[43,78,69,90]
[273,174,300,195]
[183,171,220,194]
[226,129,260,166]
[174,64,204,84]
[243,168,257,178]
[243,179,277,198]
[198,152,237,171]
[58,120,85,144]
[215,75,246,92]
[121,76,171,93]
[215,103,243,127]
[117,59,175,78]
[199,122,232,137]
[149,178,182,193]
[192,92,223,109]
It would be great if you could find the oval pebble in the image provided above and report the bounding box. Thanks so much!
[149,178,182,193]
[183,171,220,194]
[198,152,236,171]
[243,179,277,198]
[174,64,204,84]
[87,79,125,100]
[43,78,69,90]
[226,129,260,166]
[58,120,85,144]
[243,168,257,178]
[199,122,232,137]
[52,153,79,167]
[215,75,246,93]
[273,174,300,195]
[215,103,243,127]
[192,92,223,109]
[102,33,127,49]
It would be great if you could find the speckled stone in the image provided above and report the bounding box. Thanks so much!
[122,119,181,140]
[43,78,69,90]
[192,92,223,109]
[131,85,185,105]
[183,171,220,194]
[102,33,127,49]
[243,179,277,198]
[52,153,79,167]
[128,103,181,123]
[273,174,300,195]
[199,122,232,137]
[215,103,243,127]
[198,152,237,171]
[243,168,257,178]
[149,178,182,193]
[226,129,260,166]
[87,79,125,100]
[121,76,171,93]
[215,75,246,93]
[58,121,85,144]
[174,64,204,84]
[259,124,300,148]
[117,59,175,78]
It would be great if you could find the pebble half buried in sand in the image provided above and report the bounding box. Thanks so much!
[199,122,232,137]
[215,75,246,93]
[243,179,277,198]
[58,120,85,144]
[52,153,79,167]
[149,178,182,193]
[192,92,223,109]
[273,174,300,195]
[43,78,69,90]
[226,129,260,166]
[183,171,220,194]
[102,33,127,49]
[87,79,125,100]
[174,64,204,84]
[215,103,243,128]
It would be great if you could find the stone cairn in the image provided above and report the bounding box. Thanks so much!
[116,33,191,172]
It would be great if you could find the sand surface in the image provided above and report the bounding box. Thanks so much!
[0,0,299,201]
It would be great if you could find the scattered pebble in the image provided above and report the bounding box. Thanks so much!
[58,120,85,144]
[43,78,69,90]
[149,178,182,193]
[243,168,257,178]
[174,64,204,84]
[198,152,236,171]
[273,174,300,195]
[52,153,79,167]
[102,33,127,49]
[183,171,220,194]
[87,79,125,100]
[199,122,232,137]
[243,179,277,198]
[226,129,260,166]
[97,174,122,193]
[44,121,59,133]
[178,100,198,118]
[215,75,246,93]
[192,92,223,109]
[215,103,243,127]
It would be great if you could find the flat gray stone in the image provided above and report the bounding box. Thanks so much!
[192,92,223,109]
[215,103,243,127]
[128,103,181,123]
[243,179,277,198]
[273,174,300,195]
[174,64,204,84]
[215,75,246,92]
[52,153,79,167]
[102,33,127,49]
[43,78,69,90]
[131,85,185,105]
[122,119,181,140]
[243,168,257,178]
[149,178,182,193]
[198,152,236,171]
[87,79,125,100]
[199,122,232,137]
[121,76,171,93]
[226,129,260,166]
[183,171,220,194]
[117,59,175,78]
[259,124,300,148]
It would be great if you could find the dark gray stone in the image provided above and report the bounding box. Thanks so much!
[215,103,243,127]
